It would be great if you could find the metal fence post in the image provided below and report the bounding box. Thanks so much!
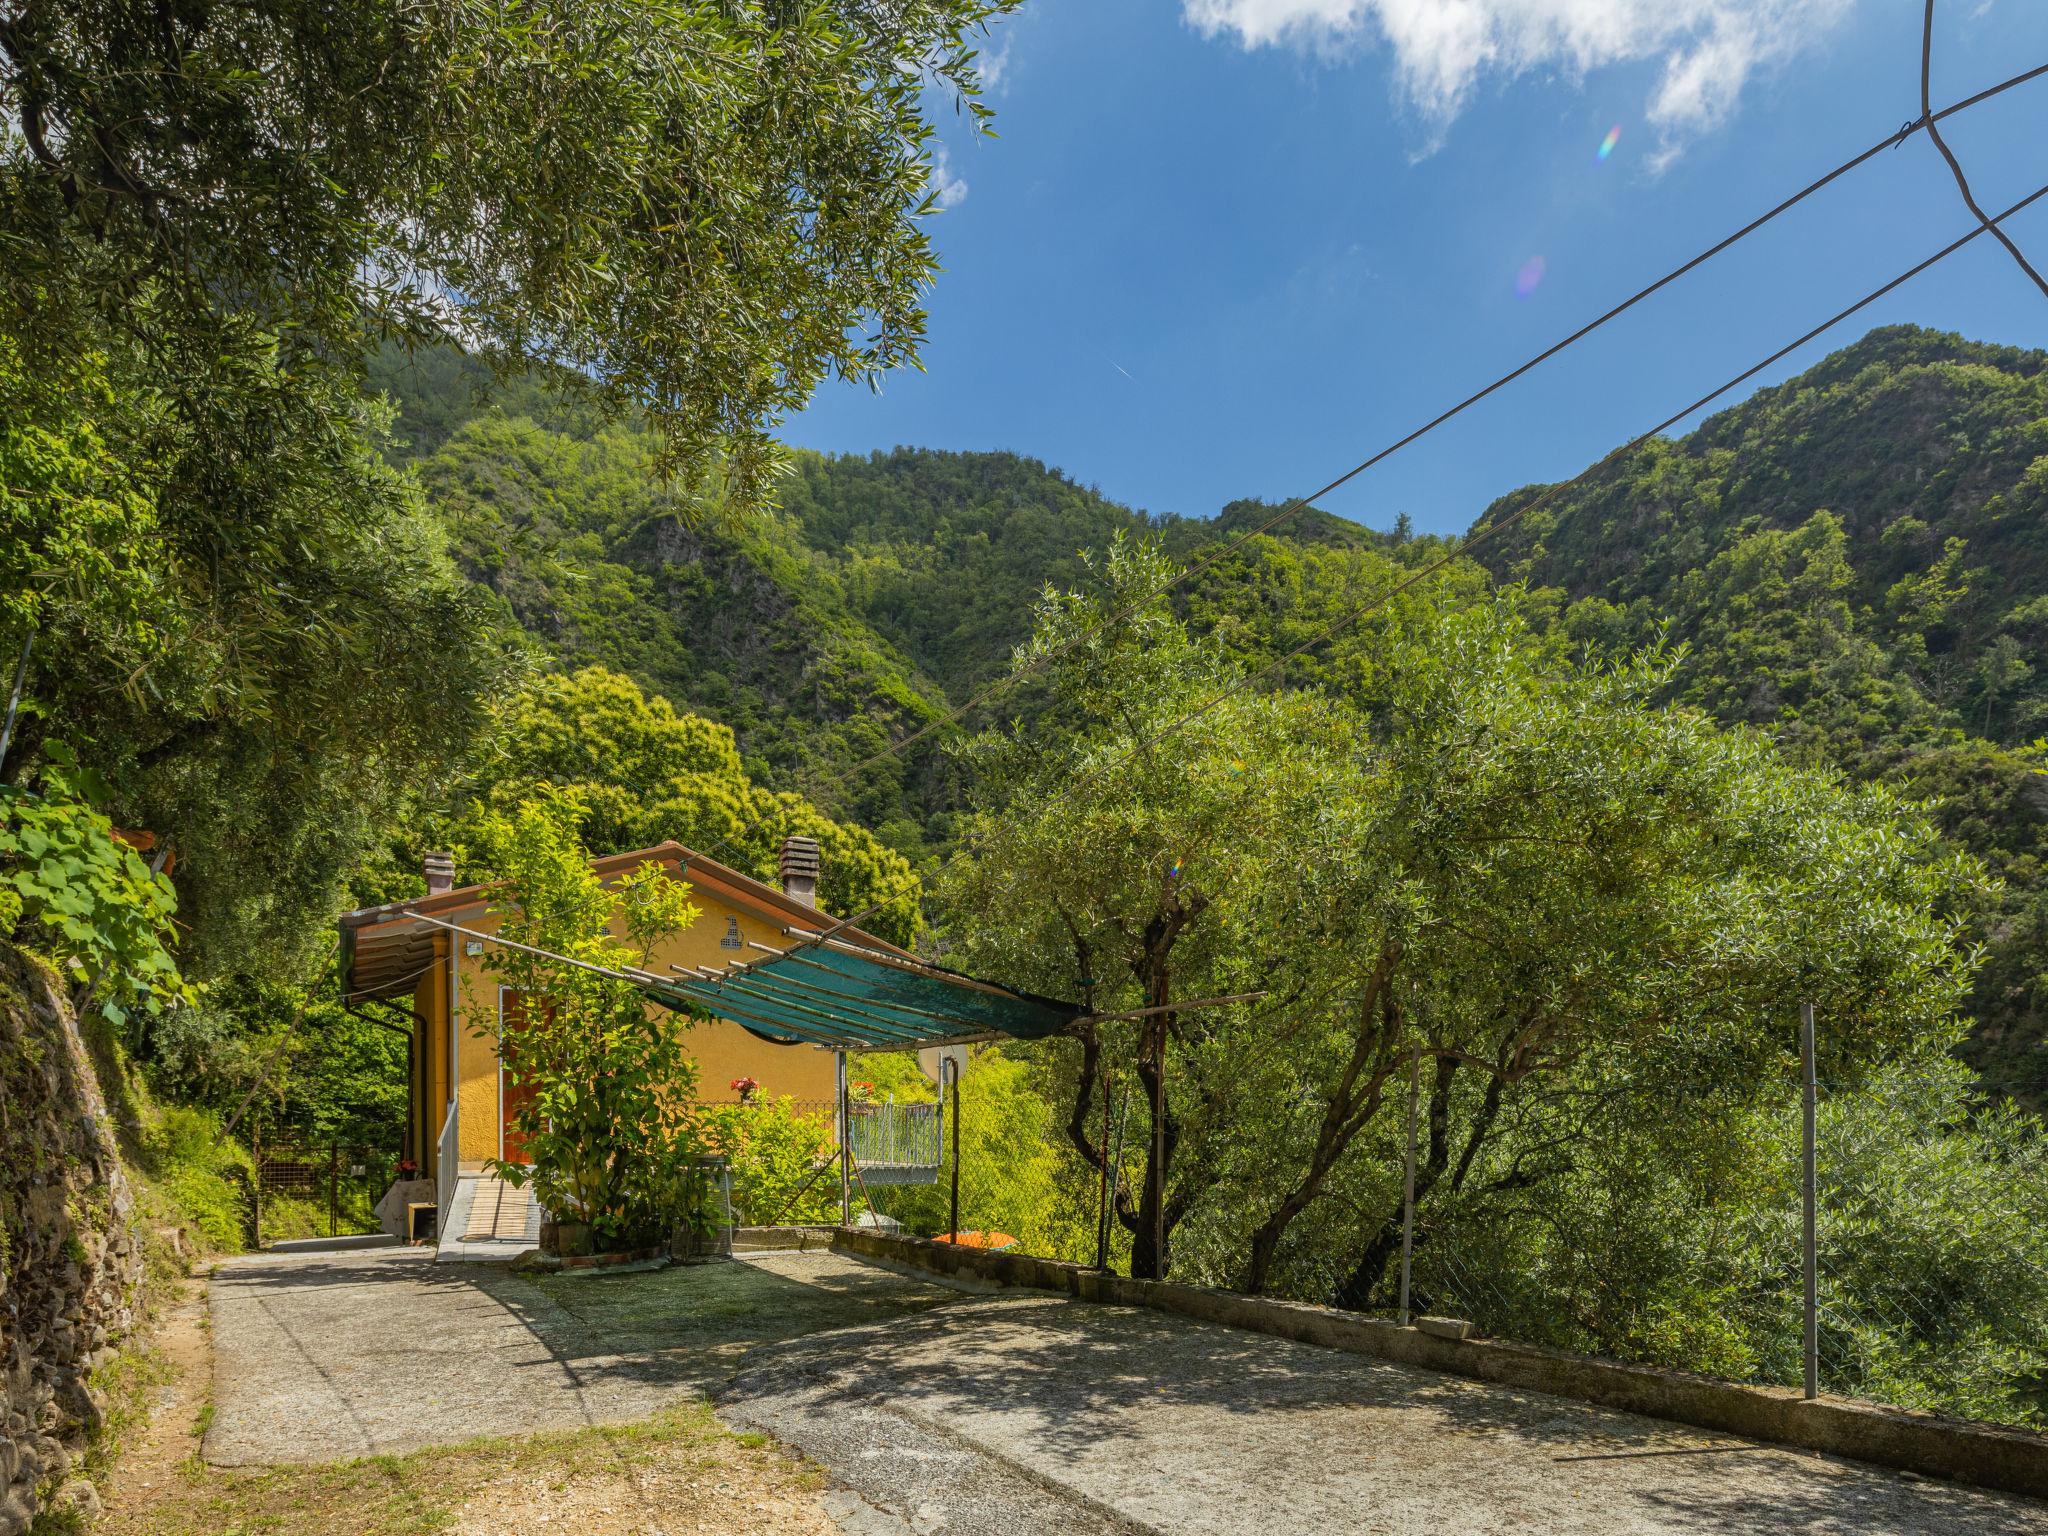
[1398,1045,1421,1325]
[1094,1066,1112,1269]
[1801,1001,1819,1401]
[1151,1018,1167,1280]
[250,1124,264,1251]
[328,1146,340,1237]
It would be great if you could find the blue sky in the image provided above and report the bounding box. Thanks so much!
[784,0,2048,536]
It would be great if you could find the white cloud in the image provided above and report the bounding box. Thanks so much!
[1181,0,1859,158]
[978,31,1015,92]
[931,144,970,210]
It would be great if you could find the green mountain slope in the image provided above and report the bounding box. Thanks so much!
[369,345,1398,857]
[371,326,2048,1086]
[1468,325,2048,1086]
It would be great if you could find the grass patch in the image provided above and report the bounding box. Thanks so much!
[103,1403,818,1536]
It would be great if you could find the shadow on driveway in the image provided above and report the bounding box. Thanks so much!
[204,1246,957,1465]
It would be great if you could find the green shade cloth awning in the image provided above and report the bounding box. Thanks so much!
[649,942,1080,1050]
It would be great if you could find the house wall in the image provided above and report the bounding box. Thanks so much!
[439,887,841,1165]
[412,936,451,1181]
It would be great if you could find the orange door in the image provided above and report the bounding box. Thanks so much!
[499,989,539,1165]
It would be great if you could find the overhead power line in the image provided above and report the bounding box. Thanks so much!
[1065,177,2048,808]
[1920,2,2048,300]
[710,55,2048,858]
[709,177,2048,949]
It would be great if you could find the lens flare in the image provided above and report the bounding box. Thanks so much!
[1514,256,1545,299]
[1597,124,1621,162]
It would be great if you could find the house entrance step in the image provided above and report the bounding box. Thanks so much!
[462,1175,535,1241]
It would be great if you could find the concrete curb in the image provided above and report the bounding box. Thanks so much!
[827,1228,2048,1502]
[733,1225,840,1253]
[265,1233,398,1254]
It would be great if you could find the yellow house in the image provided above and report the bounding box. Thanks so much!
[339,836,888,1230]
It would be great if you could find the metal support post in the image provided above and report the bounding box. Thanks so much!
[250,1124,264,1251]
[1398,1045,1421,1325]
[947,1056,962,1242]
[836,1049,852,1229]
[1801,1001,1819,1400]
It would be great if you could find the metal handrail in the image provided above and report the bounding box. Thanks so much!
[436,1099,459,1228]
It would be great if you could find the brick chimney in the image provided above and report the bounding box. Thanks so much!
[777,835,820,908]
[423,850,456,896]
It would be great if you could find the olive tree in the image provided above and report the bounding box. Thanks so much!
[940,537,1361,1278]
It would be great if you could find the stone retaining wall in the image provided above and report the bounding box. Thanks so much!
[827,1227,2048,1502]
[0,946,148,1534]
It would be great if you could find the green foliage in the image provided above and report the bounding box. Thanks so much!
[147,975,409,1150]
[0,743,188,1031]
[701,1098,838,1227]
[1,312,514,982]
[471,793,709,1247]
[0,338,162,652]
[943,535,1986,1330]
[141,1106,251,1254]
[868,1050,1098,1262]
[1,0,1018,502]
[1406,1058,2048,1427]
[441,666,924,945]
[1470,325,2048,1084]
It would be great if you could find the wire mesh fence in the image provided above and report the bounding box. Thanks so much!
[955,1044,2048,1434]
[1318,1062,2038,1428]
[251,1135,400,1243]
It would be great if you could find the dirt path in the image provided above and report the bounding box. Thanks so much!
[97,1278,211,1528]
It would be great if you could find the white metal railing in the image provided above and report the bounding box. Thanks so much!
[436,1099,459,1232]
[848,1100,942,1185]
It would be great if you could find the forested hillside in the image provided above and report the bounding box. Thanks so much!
[1471,325,2048,1088]
[369,345,1398,857]
[371,326,2047,1089]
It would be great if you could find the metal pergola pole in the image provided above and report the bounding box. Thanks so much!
[837,1049,852,1229]
[948,1055,962,1242]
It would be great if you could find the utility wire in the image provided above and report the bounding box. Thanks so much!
[695,57,2048,870]
[1063,178,2048,809]
[410,51,2048,951]
[442,183,2048,1008]
[1921,2,2048,300]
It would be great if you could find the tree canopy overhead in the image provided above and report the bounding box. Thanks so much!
[1,0,1017,498]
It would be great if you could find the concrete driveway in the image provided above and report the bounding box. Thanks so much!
[208,1248,2048,1535]
[205,1246,958,1465]
[724,1291,2048,1536]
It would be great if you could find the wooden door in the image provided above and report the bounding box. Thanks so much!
[498,989,539,1165]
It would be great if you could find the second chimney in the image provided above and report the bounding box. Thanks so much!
[423,850,456,895]
[778,835,821,908]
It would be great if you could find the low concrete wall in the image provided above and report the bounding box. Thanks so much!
[733,1225,839,1253]
[828,1228,2048,1502]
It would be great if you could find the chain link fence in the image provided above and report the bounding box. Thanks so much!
[938,1039,2047,1434]
[1183,1054,2047,1431]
